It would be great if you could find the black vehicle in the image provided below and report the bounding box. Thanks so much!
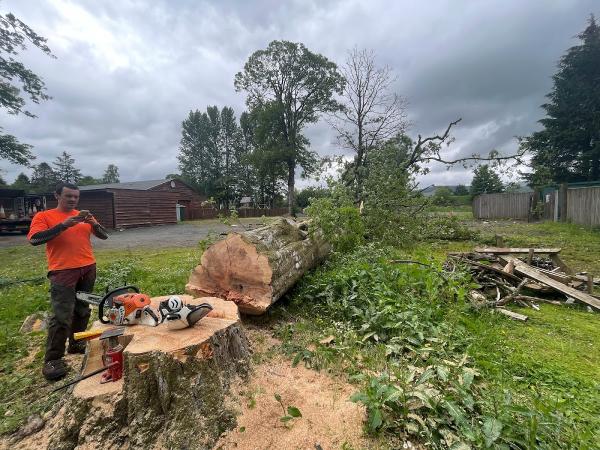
[0,189,48,234]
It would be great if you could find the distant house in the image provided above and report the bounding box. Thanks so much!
[46,179,207,229]
[239,196,253,208]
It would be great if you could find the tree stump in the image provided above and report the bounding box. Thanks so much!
[186,218,330,315]
[49,296,250,450]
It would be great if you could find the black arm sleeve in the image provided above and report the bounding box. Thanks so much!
[29,224,66,246]
[92,223,109,240]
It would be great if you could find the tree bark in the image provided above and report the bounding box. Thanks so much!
[48,296,250,450]
[186,218,330,315]
[287,161,295,215]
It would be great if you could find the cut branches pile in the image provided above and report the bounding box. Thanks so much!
[445,245,600,321]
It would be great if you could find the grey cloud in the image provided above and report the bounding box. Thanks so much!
[1,0,598,188]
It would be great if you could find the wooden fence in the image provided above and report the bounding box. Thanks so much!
[566,187,600,227]
[187,207,289,221]
[473,186,600,227]
[472,192,533,220]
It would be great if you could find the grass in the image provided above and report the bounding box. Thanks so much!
[0,243,204,434]
[1,216,599,447]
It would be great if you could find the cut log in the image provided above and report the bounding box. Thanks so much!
[474,247,562,254]
[49,295,250,450]
[499,256,600,311]
[186,218,330,315]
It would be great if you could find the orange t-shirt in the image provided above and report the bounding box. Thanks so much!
[28,209,96,271]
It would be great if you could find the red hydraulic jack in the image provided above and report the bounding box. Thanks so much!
[100,327,124,383]
[50,327,125,393]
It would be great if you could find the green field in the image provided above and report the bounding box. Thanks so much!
[1,218,599,448]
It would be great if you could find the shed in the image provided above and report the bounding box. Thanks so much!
[239,196,253,208]
[46,179,207,229]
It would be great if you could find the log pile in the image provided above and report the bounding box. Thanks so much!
[49,296,250,450]
[446,246,600,321]
[186,218,330,315]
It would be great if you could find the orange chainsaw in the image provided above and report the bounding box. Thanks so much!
[76,285,160,326]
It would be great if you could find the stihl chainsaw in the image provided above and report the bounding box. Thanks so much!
[76,285,160,327]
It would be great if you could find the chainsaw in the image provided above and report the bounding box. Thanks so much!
[158,295,213,330]
[76,285,160,326]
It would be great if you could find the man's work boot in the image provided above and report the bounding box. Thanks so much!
[67,341,87,354]
[42,359,67,381]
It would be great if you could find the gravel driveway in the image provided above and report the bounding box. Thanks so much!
[0,219,269,250]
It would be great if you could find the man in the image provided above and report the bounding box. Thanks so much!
[28,182,109,380]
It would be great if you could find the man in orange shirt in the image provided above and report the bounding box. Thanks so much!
[28,182,108,380]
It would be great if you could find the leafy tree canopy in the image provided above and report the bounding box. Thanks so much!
[235,40,344,213]
[470,165,504,196]
[0,9,53,165]
[102,164,119,184]
[454,184,469,196]
[521,15,600,184]
[53,151,82,183]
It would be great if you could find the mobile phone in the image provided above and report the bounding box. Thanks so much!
[77,210,90,218]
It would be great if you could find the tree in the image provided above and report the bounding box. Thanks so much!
[102,164,120,183]
[432,186,454,206]
[11,172,30,190]
[30,161,57,192]
[235,40,345,214]
[521,16,600,184]
[78,175,101,186]
[0,173,6,186]
[0,10,53,165]
[469,165,504,197]
[331,48,408,202]
[178,106,246,206]
[295,186,329,208]
[53,151,81,183]
[454,184,469,196]
[248,102,288,208]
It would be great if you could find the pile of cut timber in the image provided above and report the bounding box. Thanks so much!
[447,246,600,321]
[50,296,250,450]
[186,218,330,315]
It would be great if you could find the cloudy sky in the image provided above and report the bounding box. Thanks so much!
[1,0,597,188]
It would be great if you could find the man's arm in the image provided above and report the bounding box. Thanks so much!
[29,223,67,246]
[91,222,109,240]
[85,215,109,240]
[28,215,84,246]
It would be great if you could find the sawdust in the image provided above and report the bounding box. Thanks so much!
[215,357,374,450]
[2,327,374,450]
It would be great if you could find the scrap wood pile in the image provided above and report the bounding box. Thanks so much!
[445,245,600,321]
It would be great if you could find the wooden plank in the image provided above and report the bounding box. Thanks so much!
[550,254,574,275]
[501,256,600,311]
[496,308,528,321]
[474,247,562,254]
[453,257,523,282]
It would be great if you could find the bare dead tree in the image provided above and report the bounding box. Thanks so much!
[330,48,409,201]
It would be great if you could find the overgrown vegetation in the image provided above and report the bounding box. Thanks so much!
[275,242,600,448]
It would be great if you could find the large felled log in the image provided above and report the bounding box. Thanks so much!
[186,218,330,315]
[48,296,250,450]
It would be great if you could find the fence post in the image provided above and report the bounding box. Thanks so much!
[558,183,568,222]
[529,190,539,222]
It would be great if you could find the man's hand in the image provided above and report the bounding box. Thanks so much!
[61,215,86,228]
[83,214,99,226]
